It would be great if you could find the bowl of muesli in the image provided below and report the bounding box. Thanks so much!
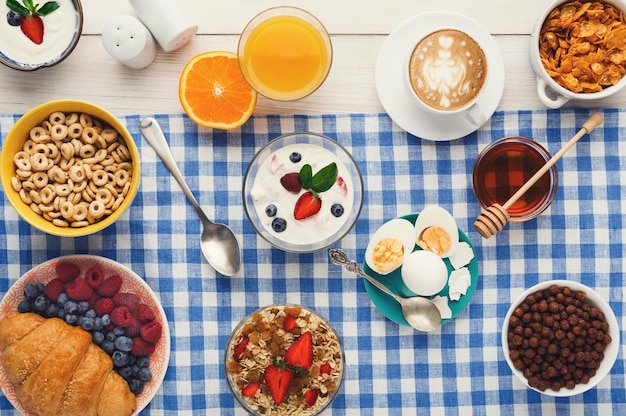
[225,304,345,415]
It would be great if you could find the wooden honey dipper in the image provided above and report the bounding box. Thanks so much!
[473,112,604,238]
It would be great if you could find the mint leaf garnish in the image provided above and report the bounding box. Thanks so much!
[310,162,337,193]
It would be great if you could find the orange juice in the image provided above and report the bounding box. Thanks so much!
[238,8,332,101]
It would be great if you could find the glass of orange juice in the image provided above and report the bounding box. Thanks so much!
[237,6,333,101]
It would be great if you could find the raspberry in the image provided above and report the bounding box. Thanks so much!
[132,337,155,356]
[124,317,142,338]
[84,266,105,289]
[55,262,80,283]
[280,172,302,193]
[113,292,140,313]
[88,291,101,309]
[94,297,114,316]
[111,306,132,327]
[135,303,155,323]
[43,278,65,301]
[98,275,122,297]
[140,321,162,344]
[66,278,94,301]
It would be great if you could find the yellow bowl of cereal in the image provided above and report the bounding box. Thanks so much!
[530,0,626,108]
[502,280,619,396]
[0,99,140,237]
[225,304,345,415]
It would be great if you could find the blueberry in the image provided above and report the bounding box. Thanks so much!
[101,313,111,326]
[112,350,129,367]
[81,316,95,331]
[23,284,39,300]
[92,331,105,345]
[94,316,104,331]
[17,300,32,313]
[45,303,59,318]
[65,313,77,325]
[113,326,126,336]
[35,283,45,294]
[271,217,287,233]
[138,367,153,381]
[64,300,78,315]
[6,10,22,26]
[118,365,133,380]
[265,204,277,217]
[136,356,150,368]
[102,340,115,355]
[330,203,344,217]
[106,331,117,342]
[128,378,144,394]
[114,335,133,352]
[85,308,97,319]
[34,295,49,312]
[77,301,90,314]
[289,152,302,163]
[56,293,69,306]
[57,308,65,319]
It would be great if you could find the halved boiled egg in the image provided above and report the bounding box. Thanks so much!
[365,218,416,275]
[414,205,459,258]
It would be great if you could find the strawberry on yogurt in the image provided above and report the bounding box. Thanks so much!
[250,143,355,247]
[1,0,79,67]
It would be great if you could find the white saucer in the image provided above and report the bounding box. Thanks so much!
[375,11,506,141]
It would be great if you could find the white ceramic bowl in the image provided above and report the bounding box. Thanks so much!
[243,132,363,253]
[529,0,626,108]
[0,0,83,71]
[502,280,619,396]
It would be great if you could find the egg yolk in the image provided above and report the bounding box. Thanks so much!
[417,226,451,255]
[372,238,404,274]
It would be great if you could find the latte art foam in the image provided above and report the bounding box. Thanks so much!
[409,29,487,111]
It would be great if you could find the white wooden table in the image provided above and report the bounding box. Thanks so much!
[1,0,624,117]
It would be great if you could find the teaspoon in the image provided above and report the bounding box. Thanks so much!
[329,248,441,332]
[139,117,242,276]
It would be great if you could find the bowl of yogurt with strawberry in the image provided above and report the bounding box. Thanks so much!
[0,0,82,70]
[244,132,363,253]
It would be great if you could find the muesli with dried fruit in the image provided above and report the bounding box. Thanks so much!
[226,305,344,415]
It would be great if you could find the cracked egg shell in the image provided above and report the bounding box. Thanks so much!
[414,206,459,258]
[365,218,416,275]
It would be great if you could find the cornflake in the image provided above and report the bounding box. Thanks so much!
[539,0,626,93]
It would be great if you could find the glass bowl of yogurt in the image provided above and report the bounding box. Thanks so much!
[243,132,363,253]
[0,0,83,71]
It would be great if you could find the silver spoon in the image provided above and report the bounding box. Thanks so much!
[139,117,242,276]
[329,248,441,332]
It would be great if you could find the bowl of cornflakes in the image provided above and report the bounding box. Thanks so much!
[530,0,626,108]
[0,99,140,237]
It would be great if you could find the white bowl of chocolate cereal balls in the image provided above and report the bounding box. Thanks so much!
[502,280,619,396]
[0,100,140,237]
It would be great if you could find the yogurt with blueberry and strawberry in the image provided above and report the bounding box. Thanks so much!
[250,143,355,247]
[0,0,80,68]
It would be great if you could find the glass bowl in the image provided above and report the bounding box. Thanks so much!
[502,280,620,397]
[224,304,345,415]
[243,132,363,253]
[0,0,83,71]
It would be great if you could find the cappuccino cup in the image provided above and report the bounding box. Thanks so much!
[406,28,488,126]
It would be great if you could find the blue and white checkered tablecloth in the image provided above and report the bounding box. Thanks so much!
[0,109,624,415]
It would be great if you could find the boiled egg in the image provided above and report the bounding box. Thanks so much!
[401,250,448,296]
[365,218,416,275]
[414,205,459,258]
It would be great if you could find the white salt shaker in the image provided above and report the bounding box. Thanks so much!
[129,0,198,52]
[101,15,157,69]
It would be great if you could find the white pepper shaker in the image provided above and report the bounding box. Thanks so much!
[129,0,198,52]
[101,15,157,69]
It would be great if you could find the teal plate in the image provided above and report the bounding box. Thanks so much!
[362,213,479,327]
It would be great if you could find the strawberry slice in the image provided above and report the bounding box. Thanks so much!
[264,363,293,405]
[284,331,313,370]
[283,314,297,332]
[233,336,249,362]
[293,192,321,220]
[320,363,332,376]
[304,388,319,406]
[280,172,301,193]
[241,381,261,397]
[21,15,44,44]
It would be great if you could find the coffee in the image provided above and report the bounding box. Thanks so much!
[408,29,487,111]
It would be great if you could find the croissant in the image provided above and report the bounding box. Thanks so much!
[0,312,136,416]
